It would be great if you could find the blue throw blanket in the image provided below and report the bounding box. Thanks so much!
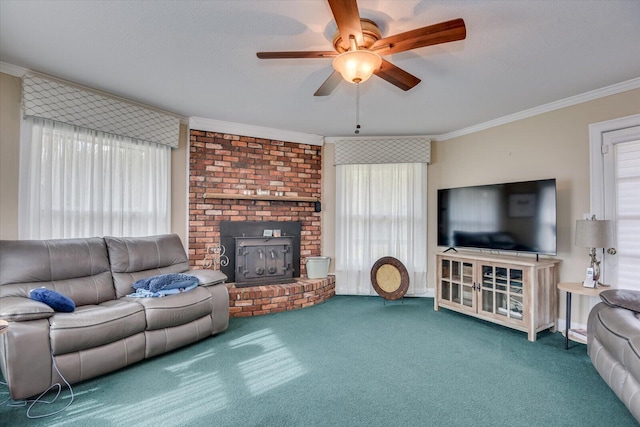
[127,283,198,298]
[129,273,199,297]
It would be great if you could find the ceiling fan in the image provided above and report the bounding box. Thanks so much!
[257,0,466,96]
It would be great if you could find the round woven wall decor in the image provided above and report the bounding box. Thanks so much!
[370,256,409,300]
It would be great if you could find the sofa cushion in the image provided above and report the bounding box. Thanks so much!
[145,315,213,358]
[600,289,640,313]
[0,238,115,305]
[53,333,146,388]
[125,286,213,330]
[105,234,191,298]
[0,296,54,321]
[49,299,146,355]
[190,269,227,286]
[30,288,75,312]
[105,234,189,273]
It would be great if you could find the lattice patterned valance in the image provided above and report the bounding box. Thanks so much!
[333,136,431,165]
[22,74,180,148]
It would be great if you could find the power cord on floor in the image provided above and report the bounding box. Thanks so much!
[1,350,74,418]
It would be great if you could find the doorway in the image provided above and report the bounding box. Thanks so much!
[589,114,640,290]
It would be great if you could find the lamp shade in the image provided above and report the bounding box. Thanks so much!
[332,50,382,84]
[575,219,615,248]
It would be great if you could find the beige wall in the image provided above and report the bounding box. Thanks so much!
[0,73,21,239]
[321,142,336,273]
[428,88,640,325]
[171,123,189,247]
[0,72,189,242]
[321,87,640,326]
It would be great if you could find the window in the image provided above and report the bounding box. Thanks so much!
[19,117,171,239]
[335,163,427,295]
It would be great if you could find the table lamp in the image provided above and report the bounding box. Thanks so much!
[575,216,615,287]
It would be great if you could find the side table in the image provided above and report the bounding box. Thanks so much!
[557,282,605,350]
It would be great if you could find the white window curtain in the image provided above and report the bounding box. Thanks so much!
[19,117,171,239]
[335,163,427,295]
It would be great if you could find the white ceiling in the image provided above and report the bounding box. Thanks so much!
[1,1,639,138]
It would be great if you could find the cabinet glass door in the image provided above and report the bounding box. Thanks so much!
[479,264,524,323]
[440,259,451,301]
[440,259,474,309]
[480,265,496,314]
[460,262,474,308]
[508,269,524,320]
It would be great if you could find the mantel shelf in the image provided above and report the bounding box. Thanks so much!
[203,192,318,202]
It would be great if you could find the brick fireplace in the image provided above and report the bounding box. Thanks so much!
[188,130,322,279]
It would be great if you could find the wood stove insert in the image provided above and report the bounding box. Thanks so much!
[220,220,301,285]
[234,236,295,287]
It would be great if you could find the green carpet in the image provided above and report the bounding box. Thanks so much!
[1,296,637,426]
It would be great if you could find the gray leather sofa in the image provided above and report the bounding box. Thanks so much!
[0,234,229,400]
[587,289,640,422]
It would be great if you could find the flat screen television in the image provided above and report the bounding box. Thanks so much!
[437,179,557,255]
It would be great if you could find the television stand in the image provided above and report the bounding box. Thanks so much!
[443,247,458,253]
[435,252,559,341]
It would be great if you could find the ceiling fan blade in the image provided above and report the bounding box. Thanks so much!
[374,59,421,91]
[257,51,338,59]
[314,71,343,96]
[328,0,364,50]
[371,18,466,56]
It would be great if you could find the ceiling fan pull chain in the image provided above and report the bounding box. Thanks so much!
[355,82,361,134]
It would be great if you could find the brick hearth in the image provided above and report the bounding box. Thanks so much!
[227,276,335,317]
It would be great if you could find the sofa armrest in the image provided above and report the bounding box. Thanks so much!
[600,289,640,313]
[0,318,53,400]
[190,269,227,287]
[0,296,54,321]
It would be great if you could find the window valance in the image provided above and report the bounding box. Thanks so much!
[21,74,180,148]
[331,135,431,165]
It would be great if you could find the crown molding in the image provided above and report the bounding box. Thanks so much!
[0,61,29,76]
[189,117,324,146]
[435,76,640,141]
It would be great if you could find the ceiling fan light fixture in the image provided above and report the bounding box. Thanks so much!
[332,49,382,84]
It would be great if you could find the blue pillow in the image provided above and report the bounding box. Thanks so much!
[30,288,75,313]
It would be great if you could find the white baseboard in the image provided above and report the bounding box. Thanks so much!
[556,319,587,333]
[407,289,436,298]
